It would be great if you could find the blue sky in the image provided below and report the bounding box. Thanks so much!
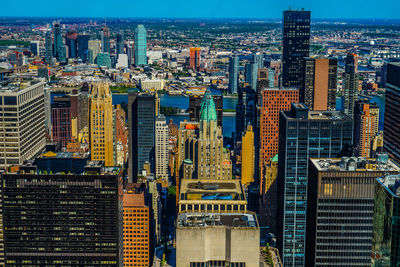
[1,0,400,19]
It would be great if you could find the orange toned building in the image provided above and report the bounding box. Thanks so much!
[189,47,201,69]
[354,101,379,157]
[303,57,337,111]
[123,183,150,267]
[260,88,298,192]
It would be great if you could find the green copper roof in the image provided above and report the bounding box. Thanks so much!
[200,90,217,122]
[271,154,278,162]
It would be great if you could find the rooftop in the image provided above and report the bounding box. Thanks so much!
[177,212,258,228]
[377,175,400,197]
[179,179,245,201]
[311,155,400,172]
[37,151,89,159]
[0,80,44,94]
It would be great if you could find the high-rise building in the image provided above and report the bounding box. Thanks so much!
[51,95,72,148]
[302,57,337,110]
[65,31,77,58]
[228,55,239,94]
[97,52,111,68]
[384,62,400,163]
[116,32,124,55]
[45,31,53,64]
[89,82,114,166]
[245,62,258,91]
[189,47,201,70]
[101,26,110,53]
[88,40,101,64]
[354,100,379,157]
[306,157,400,267]
[372,174,400,267]
[155,115,169,181]
[123,183,150,267]
[134,25,147,66]
[0,165,123,266]
[30,41,40,56]
[241,124,255,186]
[53,23,66,62]
[254,53,264,69]
[128,92,155,181]
[277,103,353,267]
[189,93,223,127]
[259,154,278,229]
[282,9,311,88]
[342,53,358,118]
[77,34,90,61]
[0,80,46,170]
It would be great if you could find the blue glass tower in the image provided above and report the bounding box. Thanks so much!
[228,56,239,94]
[134,25,147,66]
[277,103,353,267]
[77,34,90,61]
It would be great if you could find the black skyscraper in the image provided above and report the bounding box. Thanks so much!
[116,33,124,55]
[128,92,155,182]
[77,34,90,61]
[282,9,311,88]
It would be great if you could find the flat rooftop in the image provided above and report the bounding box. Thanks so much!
[179,179,245,201]
[177,212,258,228]
[0,80,43,94]
[37,151,89,159]
[311,156,400,172]
[377,175,400,197]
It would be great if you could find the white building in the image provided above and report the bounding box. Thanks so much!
[116,54,128,68]
[155,115,169,181]
[140,79,165,91]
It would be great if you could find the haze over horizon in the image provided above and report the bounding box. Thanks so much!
[2,0,400,20]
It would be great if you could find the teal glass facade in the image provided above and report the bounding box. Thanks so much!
[134,25,147,66]
[373,175,400,267]
[97,52,111,68]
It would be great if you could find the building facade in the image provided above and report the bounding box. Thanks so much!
[354,100,379,157]
[228,55,239,94]
[101,26,110,53]
[241,124,255,186]
[189,47,201,70]
[342,53,358,118]
[189,93,223,127]
[134,25,147,66]
[155,115,169,181]
[51,95,72,148]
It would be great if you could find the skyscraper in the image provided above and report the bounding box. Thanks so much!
[128,92,155,181]
[51,95,72,148]
[342,53,358,118]
[101,26,110,53]
[383,62,400,163]
[155,115,169,182]
[282,9,311,88]
[245,62,258,91]
[372,174,400,267]
[116,32,124,55]
[241,124,255,186]
[65,31,77,58]
[302,57,337,110]
[277,103,353,267]
[189,47,201,70]
[306,157,400,267]
[89,82,114,166]
[0,81,46,170]
[228,55,239,94]
[354,100,379,157]
[45,31,53,64]
[88,40,101,64]
[30,41,40,56]
[96,52,112,68]
[53,23,66,62]
[189,93,223,127]
[77,33,90,61]
[134,25,147,66]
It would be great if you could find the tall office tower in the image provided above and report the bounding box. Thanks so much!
[277,104,353,267]
[354,101,379,157]
[134,25,147,66]
[189,47,201,70]
[77,33,90,61]
[384,62,400,163]
[116,32,124,55]
[256,68,269,92]
[30,41,40,56]
[128,92,155,182]
[254,53,264,69]
[65,31,77,58]
[155,115,169,181]
[259,154,278,228]
[115,104,128,165]
[101,26,110,53]
[342,53,358,117]
[89,82,114,166]
[97,52,112,68]
[45,31,53,64]
[189,93,223,127]
[51,95,72,148]
[1,165,123,266]
[0,81,46,170]
[372,174,400,267]
[306,157,400,267]
[127,44,134,66]
[180,90,232,180]
[53,23,66,62]
[241,124,255,186]
[228,55,239,94]
[155,92,160,116]
[302,57,337,110]
[123,183,150,267]
[282,9,311,88]
[88,40,101,64]
[245,62,258,91]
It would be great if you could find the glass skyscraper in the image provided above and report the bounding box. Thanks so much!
[228,55,239,94]
[77,34,90,61]
[342,53,358,118]
[116,32,124,55]
[53,23,66,63]
[101,26,110,53]
[277,103,353,267]
[134,25,147,66]
[45,31,53,64]
[282,9,311,88]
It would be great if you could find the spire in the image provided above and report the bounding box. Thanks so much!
[200,89,217,122]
